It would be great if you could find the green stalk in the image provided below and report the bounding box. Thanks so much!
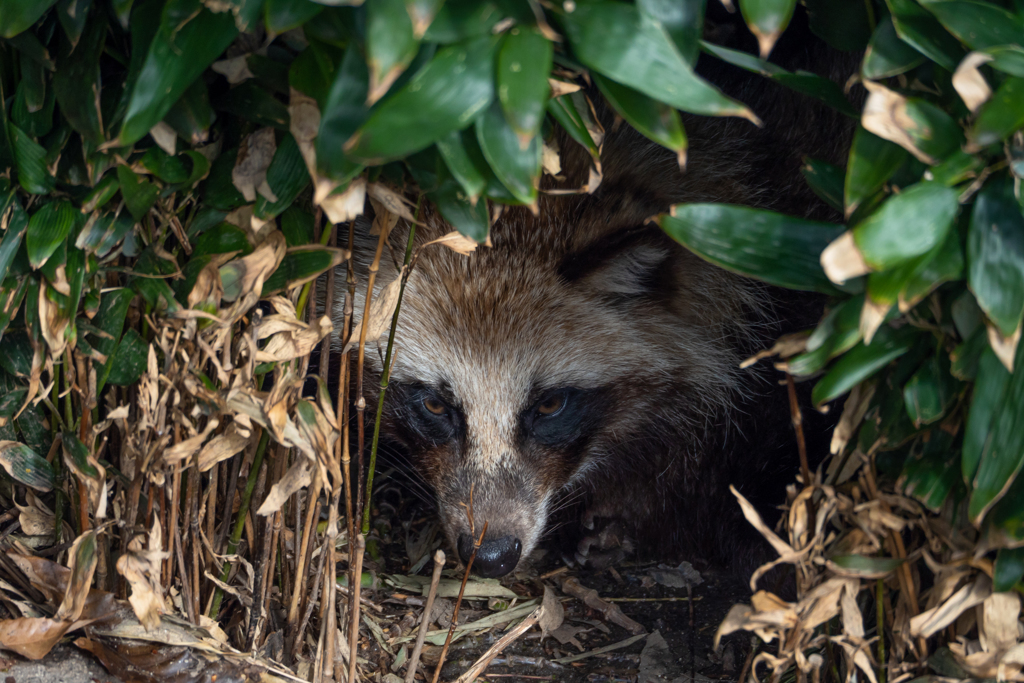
[208,428,271,620]
[361,201,420,534]
[294,223,336,323]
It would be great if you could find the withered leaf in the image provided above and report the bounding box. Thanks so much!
[343,270,405,354]
[232,128,277,203]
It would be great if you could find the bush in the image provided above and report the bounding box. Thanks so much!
[0,0,1022,681]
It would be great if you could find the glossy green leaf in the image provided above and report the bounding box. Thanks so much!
[993,547,1024,592]
[116,164,158,221]
[81,176,120,214]
[904,354,958,427]
[118,1,238,146]
[12,78,55,139]
[0,279,27,344]
[216,80,289,130]
[804,0,872,52]
[862,15,926,79]
[0,0,59,38]
[812,326,918,406]
[265,0,323,33]
[885,0,964,72]
[867,226,962,313]
[317,47,369,184]
[547,94,601,162]
[406,0,445,37]
[638,0,704,65]
[0,440,53,492]
[497,26,552,142]
[138,147,189,183]
[968,175,1024,338]
[970,77,1024,150]
[131,247,181,314]
[76,211,135,258]
[968,338,1024,524]
[261,246,349,296]
[563,2,756,122]
[900,429,959,511]
[844,127,907,218]
[701,41,858,118]
[0,199,29,285]
[423,0,501,43]
[164,78,214,147]
[431,178,490,243]
[107,327,148,387]
[367,0,419,104]
[0,387,27,420]
[853,182,959,270]
[985,45,1024,78]
[594,74,687,163]
[930,150,986,187]
[346,35,500,164]
[6,29,55,69]
[26,201,77,269]
[789,294,864,376]
[436,129,490,202]
[475,101,540,207]
[90,287,134,394]
[0,331,33,377]
[963,347,1010,484]
[255,134,311,220]
[800,158,844,213]
[52,10,104,144]
[739,0,796,58]
[659,204,843,293]
[985,473,1024,546]
[919,0,1024,51]
[280,208,314,247]
[10,124,54,195]
[202,147,247,211]
[192,223,252,259]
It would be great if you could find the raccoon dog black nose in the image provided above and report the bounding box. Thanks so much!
[457,534,522,577]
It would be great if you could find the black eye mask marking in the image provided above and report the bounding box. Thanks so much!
[523,387,609,447]
[388,383,463,448]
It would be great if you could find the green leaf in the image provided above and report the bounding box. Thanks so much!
[0,331,33,377]
[962,347,1010,484]
[475,101,540,207]
[970,77,1024,150]
[562,2,757,122]
[316,47,369,184]
[423,0,502,43]
[6,29,56,70]
[800,158,844,213]
[637,0,705,65]
[118,1,238,146]
[968,175,1024,338]
[431,177,491,243]
[845,127,907,217]
[0,199,29,285]
[12,78,55,139]
[116,164,159,221]
[547,93,601,162]
[436,129,490,202]
[739,0,797,58]
[985,473,1024,547]
[853,181,959,271]
[280,208,314,247]
[968,339,1024,524]
[593,74,687,163]
[202,146,247,211]
[0,0,59,38]
[164,78,214,146]
[10,124,54,194]
[193,222,252,258]
[804,0,872,52]
[0,279,28,343]
[254,134,311,220]
[885,0,964,72]
[107,327,148,386]
[0,440,53,492]
[993,547,1024,592]
[60,431,96,478]
[930,149,986,187]
[215,80,289,130]
[497,26,552,142]
[985,45,1024,78]
[26,201,78,269]
[700,41,858,118]
[138,147,190,183]
[367,0,419,104]
[52,11,105,145]
[0,387,27,420]
[789,295,865,376]
[862,15,926,79]
[903,354,958,427]
[81,175,120,214]
[76,211,135,258]
[346,35,500,164]
[261,246,349,296]
[811,326,918,406]
[265,0,323,33]
[91,287,134,394]
[659,204,843,293]
[919,0,1024,51]
[900,428,959,511]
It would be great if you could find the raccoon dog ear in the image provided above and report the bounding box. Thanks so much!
[559,229,674,300]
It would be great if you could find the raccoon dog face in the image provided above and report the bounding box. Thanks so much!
[356,196,761,577]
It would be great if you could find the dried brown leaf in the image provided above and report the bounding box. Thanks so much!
[539,585,565,637]
[318,177,367,224]
[862,81,937,164]
[952,52,993,114]
[423,231,479,255]
[232,128,276,203]
[116,522,169,630]
[197,425,251,473]
[821,231,871,284]
[911,573,992,638]
[257,458,314,516]
[343,270,404,354]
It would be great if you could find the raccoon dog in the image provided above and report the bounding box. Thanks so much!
[341,20,854,578]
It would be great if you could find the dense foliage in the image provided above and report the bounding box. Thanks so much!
[0,0,1022,680]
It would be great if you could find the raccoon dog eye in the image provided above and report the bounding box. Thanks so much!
[422,396,448,416]
[535,391,567,417]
